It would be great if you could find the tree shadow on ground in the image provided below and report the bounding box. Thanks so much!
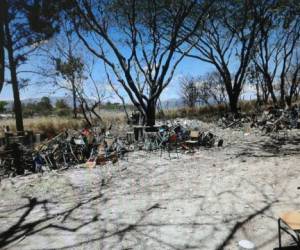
[0,193,103,249]
[216,203,272,250]
[235,134,300,158]
[0,151,297,250]
[23,178,282,250]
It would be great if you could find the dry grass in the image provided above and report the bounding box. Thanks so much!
[0,117,84,137]
[0,101,260,137]
[0,110,127,137]
[158,100,258,121]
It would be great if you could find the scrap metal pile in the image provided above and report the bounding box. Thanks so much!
[36,128,129,170]
[0,122,222,177]
[218,105,300,133]
[0,142,33,177]
[258,106,300,133]
[139,123,222,154]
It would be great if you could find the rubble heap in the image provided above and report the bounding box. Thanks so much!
[218,105,300,133]
[0,121,222,178]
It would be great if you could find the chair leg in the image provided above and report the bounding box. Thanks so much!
[160,143,164,157]
[278,219,282,249]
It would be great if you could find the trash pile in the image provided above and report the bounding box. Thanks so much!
[140,120,223,152]
[218,105,300,133]
[218,113,253,129]
[0,121,223,177]
[257,106,300,133]
[36,128,129,170]
[0,142,33,177]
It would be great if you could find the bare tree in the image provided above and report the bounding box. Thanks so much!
[103,63,130,121]
[35,35,107,126]
[247,63,269,105]
[253,1,280,105]
[185,0,261,113]
[254,1,300,107]
[76,61,107,127]
[67,0,212,126]
[179,76,199,108]
[285,50,300,106]
[198,71,227,106]
[179,72,227,108]
[33,25,85,119]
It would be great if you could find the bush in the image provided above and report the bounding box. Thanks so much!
[55,108,72,117]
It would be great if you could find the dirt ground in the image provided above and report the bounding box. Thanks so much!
[1,122,300,250]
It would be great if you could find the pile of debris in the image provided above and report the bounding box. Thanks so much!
[218,105,300,133]
[256,106,300,133]
[0,120,223,178]
[36,128,129,170]
[0,142,33,177]
[218,113,253,129]
[0,127,130,177]
[136,121,223,153]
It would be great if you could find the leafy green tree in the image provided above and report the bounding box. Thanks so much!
[55,99,71,116]
[37,96,53,115]
[23,102,37,117]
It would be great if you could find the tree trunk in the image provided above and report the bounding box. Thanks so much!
[145,101,156,126]
[0,1,4,93]
[262,87,269,104]
[280,75,286,108]
[5,14,24,133]
[286,96,292,107]
[80,103,92,127]
[265,74,277,104]
[226,82,240,114]
[228,94,238,114]
[223,76,240,114]
[255,80,261,106]
[71,81,77,119]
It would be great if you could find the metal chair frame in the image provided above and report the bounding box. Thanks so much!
[278,218,300,249]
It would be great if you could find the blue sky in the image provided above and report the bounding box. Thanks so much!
[0,26,258,104]
[0,55,257,103]
[0,51,215,102]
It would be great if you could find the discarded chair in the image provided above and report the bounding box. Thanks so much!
[199,131,215,147]
[190,130,200,140]
[184,130,200,152]
[144,132,160,151]
[278,211,300,248]
[126,132,134,144]
[160,132,179,158]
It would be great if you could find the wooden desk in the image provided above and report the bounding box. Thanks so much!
[278,211,300,248]
[280,211,300,231]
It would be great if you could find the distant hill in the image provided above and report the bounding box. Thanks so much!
[3,96,185,112]
[161,98,184,109]
[4,96,91,111]
[3,96,92,109]
[21,96,82,107]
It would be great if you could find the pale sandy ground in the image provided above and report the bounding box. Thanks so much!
[1,122,300,250]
